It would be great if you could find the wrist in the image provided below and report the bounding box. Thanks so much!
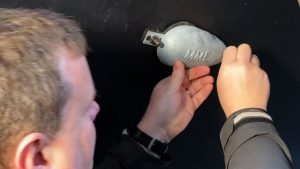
[224,105,267,118]
[227,107,268,120]
[124,126,169,156]
[137,122,171,143]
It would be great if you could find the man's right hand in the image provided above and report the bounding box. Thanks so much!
[217,44,270,118]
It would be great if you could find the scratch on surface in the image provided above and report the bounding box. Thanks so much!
[298,0,300,7]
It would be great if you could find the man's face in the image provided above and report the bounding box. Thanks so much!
[48,48,100,169]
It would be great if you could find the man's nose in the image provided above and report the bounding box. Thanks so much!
[90,101,100,121]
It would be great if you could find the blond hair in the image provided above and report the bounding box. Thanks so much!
[0,8,87,168]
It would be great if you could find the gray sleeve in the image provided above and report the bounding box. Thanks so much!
[229,135,291,169]
[220,115,293,169]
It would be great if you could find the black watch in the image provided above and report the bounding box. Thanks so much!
[123,127,169,156]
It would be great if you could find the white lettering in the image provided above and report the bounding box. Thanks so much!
[185,49,210,61]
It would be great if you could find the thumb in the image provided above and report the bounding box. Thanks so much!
[170,60,185,90]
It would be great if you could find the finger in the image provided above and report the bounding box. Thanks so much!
[183,66,210,88]
[188,76,214,95]
[182,76,191,89]
[171,60,186,90]
[186,65,210,81]
[222,46,237,64]
[192,84,213,108]
[251,54,260,67]
[237,43,252,63]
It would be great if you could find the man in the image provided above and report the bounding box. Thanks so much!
[0,8,292,169]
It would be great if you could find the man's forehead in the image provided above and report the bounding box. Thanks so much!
[57,48,89,77]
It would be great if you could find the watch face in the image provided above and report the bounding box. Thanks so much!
[150,140,168,155]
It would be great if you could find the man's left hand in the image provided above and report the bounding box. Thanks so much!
[138,61,214,143]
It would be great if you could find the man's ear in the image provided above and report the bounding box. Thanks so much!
[14,133,50,169]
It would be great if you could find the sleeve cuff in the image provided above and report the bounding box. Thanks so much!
[109,135,171,169]
[220,108,271,149]
[220,109,293,168]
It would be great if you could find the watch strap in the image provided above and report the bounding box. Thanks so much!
[124,127,169,156]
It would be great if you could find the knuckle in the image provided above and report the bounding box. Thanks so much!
[262,70,269,79]
[235,63,248,71]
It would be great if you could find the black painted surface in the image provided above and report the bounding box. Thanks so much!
[0,0,299,168]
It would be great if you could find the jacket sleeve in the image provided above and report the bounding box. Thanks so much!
[220,111,293,169]
[94,135,170,169]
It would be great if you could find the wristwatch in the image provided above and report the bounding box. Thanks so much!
[123,126,169,156]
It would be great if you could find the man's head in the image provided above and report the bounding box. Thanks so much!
[0,8,100,169]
